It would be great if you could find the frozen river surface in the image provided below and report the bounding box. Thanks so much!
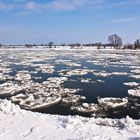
[0,48,140,118]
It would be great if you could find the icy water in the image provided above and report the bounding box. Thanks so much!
[0,49,140,118]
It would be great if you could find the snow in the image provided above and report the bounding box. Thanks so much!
[0,99,140,140]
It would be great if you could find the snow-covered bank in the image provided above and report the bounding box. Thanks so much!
[0,99,140,140]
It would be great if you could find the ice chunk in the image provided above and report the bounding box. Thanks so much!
[71,103,98,113]
[128,89,140,97]
[98,97,128,109]
[124,82,140,87]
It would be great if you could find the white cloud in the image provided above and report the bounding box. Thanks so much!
[0,2,14,11]
[88,0,140,9]
[49,0,85,10]
[24,2,38,10]
[23,0,92,11]
[110,0,140,7]
[0,0,105,12]
[112,17,135,23]
[48,0,105,10]
[0,0,139,12]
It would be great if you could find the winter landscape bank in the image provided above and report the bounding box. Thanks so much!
[0,99,140,140]
[0,47,140,140]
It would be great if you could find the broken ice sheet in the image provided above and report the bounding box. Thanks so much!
[0,48,140,118]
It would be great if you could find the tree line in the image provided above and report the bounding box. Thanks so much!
[0,34,140,49]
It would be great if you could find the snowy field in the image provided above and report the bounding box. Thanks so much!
[0,99,140,140]
[0,47,140,139]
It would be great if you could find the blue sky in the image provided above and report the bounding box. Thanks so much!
[0,0,140,44]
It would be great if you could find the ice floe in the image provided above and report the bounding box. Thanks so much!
[56,60,81,67]
[34,64,55,73]
[80,78,92,83]
[98,97,128,109]
[124,82,140,87]
[66,69,93,76]
[128,89,140,98]
[15,71,32,82]
[131,69,140,74]
[94,71,111,77]
[11,93,61,110]
[61,94,86,106]
[0,82,25,97]
[130,75,140,79]
[111,72,128,76]
[70,103,98,113]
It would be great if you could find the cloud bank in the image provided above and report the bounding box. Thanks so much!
[112,17,135,23]
[1,0,139,12]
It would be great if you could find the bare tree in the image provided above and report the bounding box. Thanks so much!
[25,44,32,48]
[124,43,133,49]
[48,41,54,48]
[134,39,140,49]
[61,43,66,47]
[75,43,81,47]
[108,34,123,48]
